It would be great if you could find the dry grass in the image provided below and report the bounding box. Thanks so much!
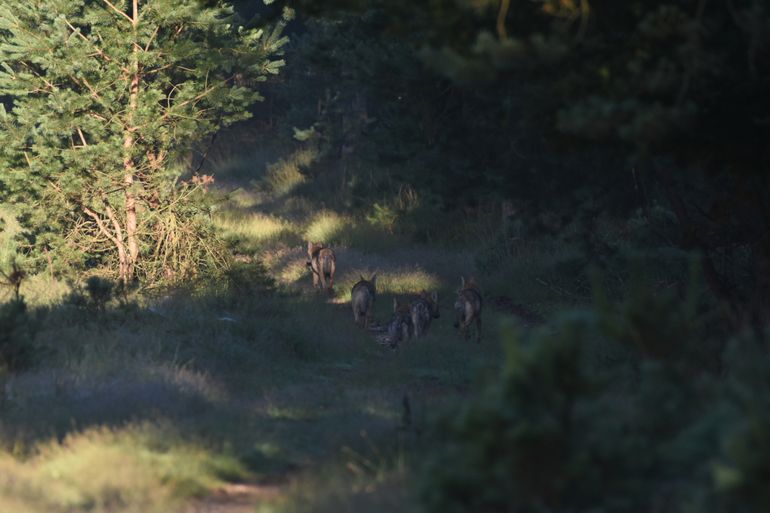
[304,211,350,244]
[0,423,245,513]
[333,266,441,304]
[215,212,297,245]
[263,148,317,197]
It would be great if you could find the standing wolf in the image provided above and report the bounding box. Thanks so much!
[454,276,482,343]
[387,298,413,349]
[351,273,377,329]
[306,241,336,292]
[410,290,440,338]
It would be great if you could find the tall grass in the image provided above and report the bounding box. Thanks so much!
[304,211,349,244]
[257,445,419,513]
[0,423,246,513]
[215,212,300,249]
[263,148,317,197]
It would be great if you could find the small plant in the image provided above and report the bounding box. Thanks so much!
[0,297,35,371]
[84,276,115,312]
[63,276,118,313]
[0,259,26,301]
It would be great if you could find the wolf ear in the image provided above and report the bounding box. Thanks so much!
[393,298,398,312]
[460,276,466,288]
[307,240,313,251]
[370,273,377,286]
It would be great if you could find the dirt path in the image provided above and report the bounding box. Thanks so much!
[186,482,284,513]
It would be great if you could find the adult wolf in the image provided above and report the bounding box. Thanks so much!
[410,290,439,338]
[351,273,377,329]
[306,241,336,292]
[453,276,482,343]
[387,298,413,349]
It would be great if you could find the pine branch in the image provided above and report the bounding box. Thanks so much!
[62,18,121,68]
[101,0,134,24]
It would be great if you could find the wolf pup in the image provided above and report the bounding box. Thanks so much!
[306,241,336,292]
[351,273,377,329]
[387,298,413,349]
[410,290,439,338]
[453,276,482,343]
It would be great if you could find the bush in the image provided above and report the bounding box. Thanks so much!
[0,298,36,371]
[419,273,765,513]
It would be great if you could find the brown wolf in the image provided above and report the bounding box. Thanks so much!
[453,276,482,343]
[351,273,377,328]
[410,290,439,338]
[306,241,336,291]
[387,298,413,349]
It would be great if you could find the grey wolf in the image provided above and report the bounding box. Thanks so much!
[351,273,377,328]
[306,241,336,292]
[453,276,482,343]
[410,290,439,338]
[387,298,413,349]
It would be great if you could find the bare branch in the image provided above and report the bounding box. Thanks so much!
[102,0,135,24]
[77,128,89,147]
[83,206,120,246]
[144,25,160,52]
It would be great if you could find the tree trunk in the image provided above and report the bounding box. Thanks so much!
[123,0,141,281]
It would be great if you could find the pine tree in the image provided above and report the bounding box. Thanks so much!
[0,0,290,283]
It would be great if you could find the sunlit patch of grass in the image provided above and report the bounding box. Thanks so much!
[226,188,263,210]
[0,274,70,306]
[304,211,350,245]
[334,267,441,303]
[258,245,308,285]
[0,423,247,513]
[264,148,317,197]
[215,212,300,249]
[278,259,309,285]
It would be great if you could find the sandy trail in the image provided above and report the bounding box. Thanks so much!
[186,482,283,513]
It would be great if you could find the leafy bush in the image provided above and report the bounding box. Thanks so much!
[420,272,765,513]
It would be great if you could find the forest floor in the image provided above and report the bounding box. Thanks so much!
[0,163,558,512]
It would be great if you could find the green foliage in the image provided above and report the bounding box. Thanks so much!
[420,272,766,513]
[0,0,289,282]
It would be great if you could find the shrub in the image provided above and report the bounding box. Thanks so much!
[419,272,763,513]
[0,298,36,372]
